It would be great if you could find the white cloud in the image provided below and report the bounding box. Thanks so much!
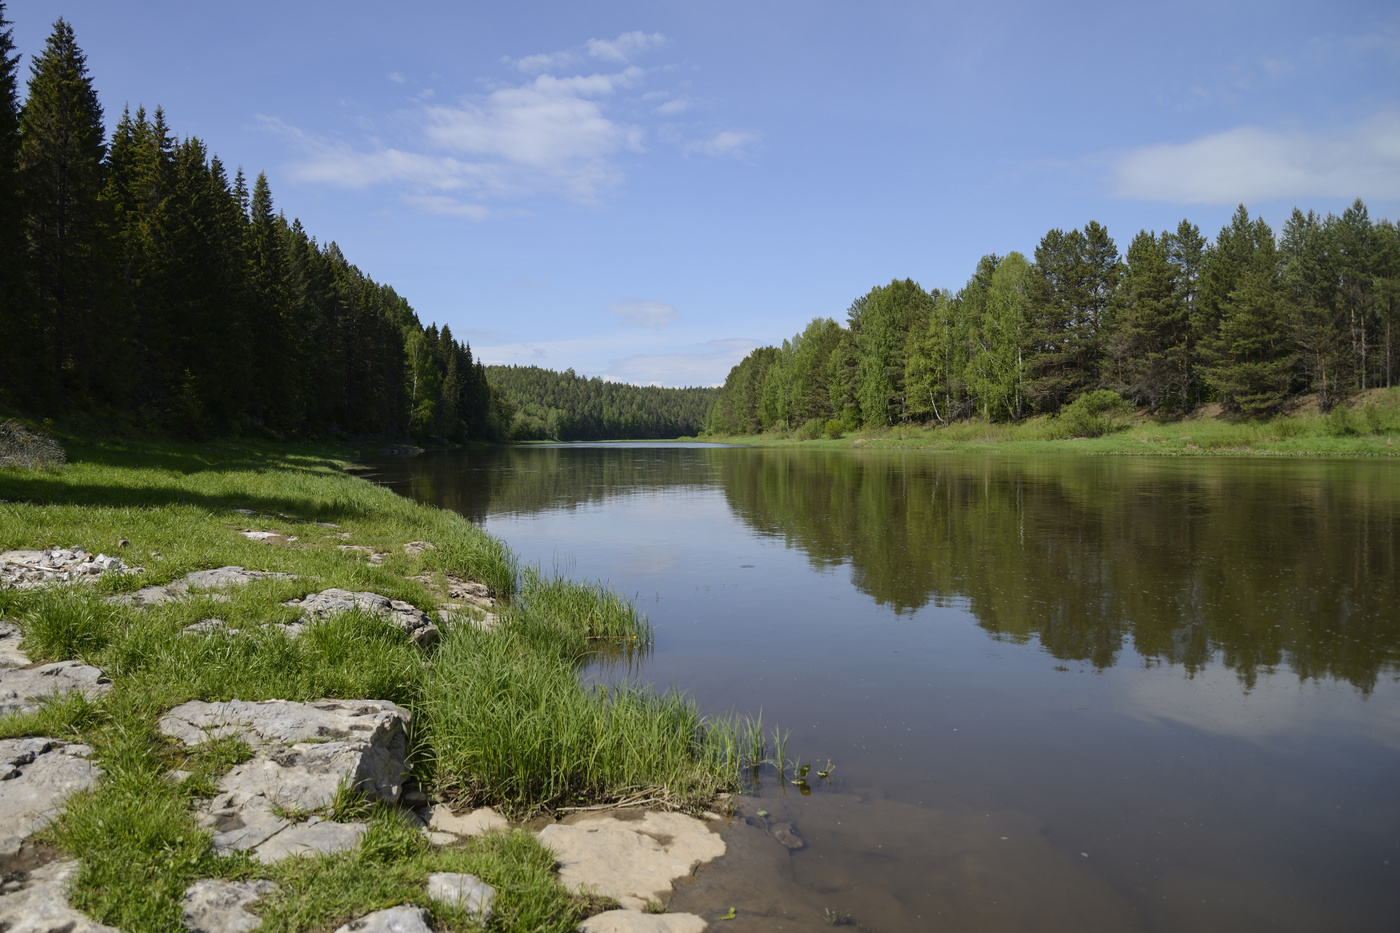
[1110,112,1400,204]
[388,71,405,84]
[654,98,691,116]
[608,340,755,386]
[609,300,679,328]
[587,31,665,63]
[686,130,759,158]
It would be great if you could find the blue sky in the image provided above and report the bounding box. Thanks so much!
[10,0,1400,385]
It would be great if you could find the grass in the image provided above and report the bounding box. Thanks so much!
[703,386,1400,457]
[0,431,764,932]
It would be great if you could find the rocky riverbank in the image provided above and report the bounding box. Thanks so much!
[0,439,755,932]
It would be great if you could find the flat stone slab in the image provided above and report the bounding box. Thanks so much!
[0,859,120,932]
[253,818,366,864]
[282,589,437,648]
[332,905,432,933]
[0,661,112,718]
[240,531,297,545]
[0,739,100,861]
[110,566,297,607]
[1,621,28,668]
[427,871,494,918]
[580,910,708,933]
[182,878,276,933]
[1,548,139,591]
[162,699,407,860]
[539,811,726,910]
[427,804,508,837]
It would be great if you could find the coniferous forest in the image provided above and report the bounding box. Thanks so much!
[486,366,717,440]
[710,205,1400,436]
[0,12,503,443]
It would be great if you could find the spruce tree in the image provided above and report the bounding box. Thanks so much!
[19,18,109,398]
[1200,207,1295,415]
[0,1,34,403]
[1106,230,1188,409]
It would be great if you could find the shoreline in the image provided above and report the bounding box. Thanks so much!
[0,434,757,932]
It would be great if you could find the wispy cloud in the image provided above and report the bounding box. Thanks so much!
[275,29,751,216]
[686,130,759,158]
[1109,113,1400,204]
[609,300,679,328]
[608,339,757,386]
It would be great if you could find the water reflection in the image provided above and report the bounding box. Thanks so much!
[374,446,1400,693]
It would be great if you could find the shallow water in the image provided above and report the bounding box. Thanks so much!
[366,445,1400,932]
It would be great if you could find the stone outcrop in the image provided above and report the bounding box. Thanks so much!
[539,811,726,911]
[181,879,276,933]
[1,621,28,668]
[0,662,112,718]
[1,548,139,590]
[282,589,437,648]
[240,531,297,545]
[426,804,508,838]
[427,871,494,918]
[0,739,100,862]
[0,859,119,932]
[579,910,709,933]
[160,698,410,861]
[109,566,297,607]
[332,905,432,933]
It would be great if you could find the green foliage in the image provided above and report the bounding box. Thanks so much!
[1053,389,1133,438]
[487,365,715,440]
[0,19,498,442]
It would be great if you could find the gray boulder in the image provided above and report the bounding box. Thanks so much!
[181,879,276,933]
[1,548,138,591]
[332,905,433,933]
[282,589,437,648]
[427,871,494,918]
[1,621,28,668]
[0,859,119,932]
[110,566,297,607]
[160,699,408,861]
[0,739,100,861]
[0,661,112,718]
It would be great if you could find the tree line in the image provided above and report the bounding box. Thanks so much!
[0,11,503,442]
[709,203,1400,435]
[487,366,718,440]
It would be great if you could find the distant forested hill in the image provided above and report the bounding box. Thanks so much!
[0,11,503,443]
[486,366,719,440]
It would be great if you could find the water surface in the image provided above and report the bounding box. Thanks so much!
[367,445,1400,932]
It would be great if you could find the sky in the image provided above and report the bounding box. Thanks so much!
[9,0,1400,386]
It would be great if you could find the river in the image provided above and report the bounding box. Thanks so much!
[365,444,1399,932]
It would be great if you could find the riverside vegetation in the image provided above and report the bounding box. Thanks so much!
[0,432,779,932]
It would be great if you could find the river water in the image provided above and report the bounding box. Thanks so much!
[365,444,1400,932]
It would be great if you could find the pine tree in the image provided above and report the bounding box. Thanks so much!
[1166,220,1206,407]
[0,1,35,403]
[244,171,292,427]
[1200,207,1295,415]
[1105,230,1189,409]
[1280,209,1346,409]
[19,18,110,398]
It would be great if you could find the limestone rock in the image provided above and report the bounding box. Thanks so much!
[423,830,457,846]
[0,739,100,860]
[1,621,27,668]
[0,859,120,932]
[181,878,276,933]
[110,566,296,607]
[427,871,494,918]
[427,805,508,837]
[0,661,112,717]
[337,545,385,565]
[161,699,408,861]
[241,531,297,545]
[539,811,726,910]
[253,818,366,863]
[1,548,139,591]
[184,619,238,636]
[332,905,433,933]
[402,541,435,555]
[580,910,709,933]
[282,589,437,648]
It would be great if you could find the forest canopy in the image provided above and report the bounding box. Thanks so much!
[710,204,1400,436]
[0,11,501,443]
